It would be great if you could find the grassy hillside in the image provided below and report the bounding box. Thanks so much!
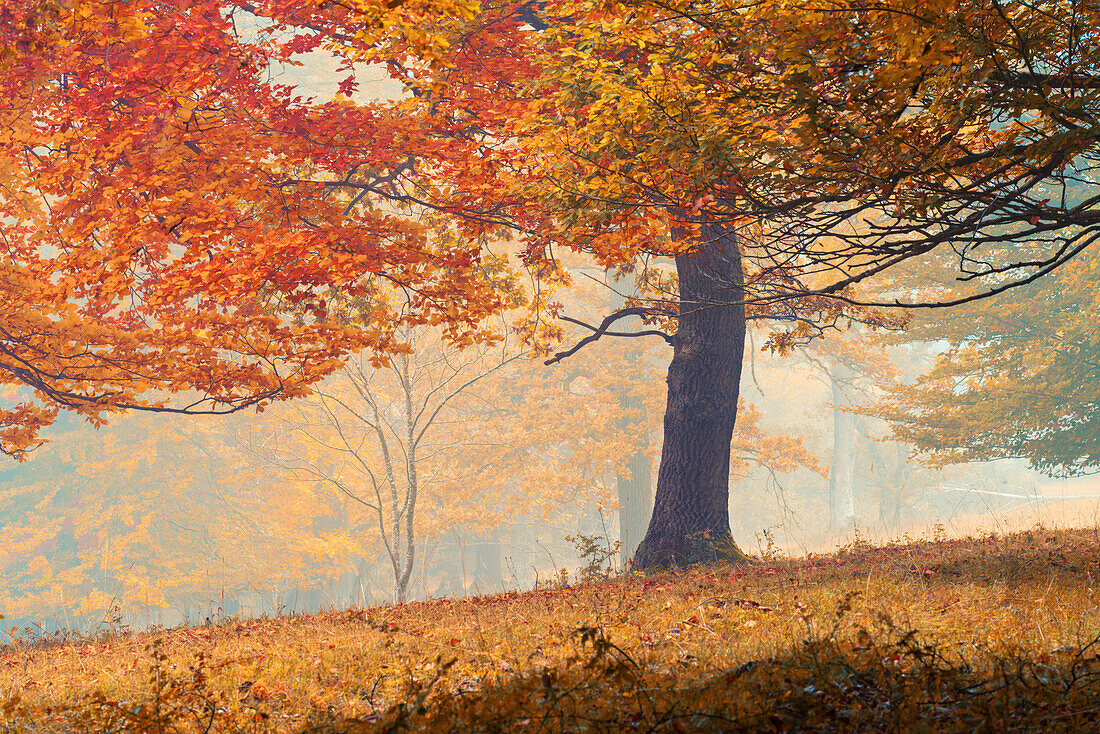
[3,526,1100,732]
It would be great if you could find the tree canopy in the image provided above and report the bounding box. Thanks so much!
[875,246,1100,477]
[0,0,507,458]
[514,0,1100,303]
[3,0,1100,565]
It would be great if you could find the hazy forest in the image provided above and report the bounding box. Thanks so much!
[2,0,1100,731]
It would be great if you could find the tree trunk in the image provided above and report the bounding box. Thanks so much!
[829,363,856,531]
[633,219,752,569]
[605,273,656,569]
[617,446,653,568]
[882,442,907,527]
[472,526,501,593]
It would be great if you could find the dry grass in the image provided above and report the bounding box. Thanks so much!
[4,526,1100,731]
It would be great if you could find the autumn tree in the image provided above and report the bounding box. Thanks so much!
[0,406,360,630]
[489,0,1100,565]
[0,0,501,458]
[7,0,1100,571]
[251,324,529,604]
[875,244,1100,477]
[497,259,823,566]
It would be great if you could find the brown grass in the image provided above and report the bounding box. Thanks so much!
[3,526,1100,732]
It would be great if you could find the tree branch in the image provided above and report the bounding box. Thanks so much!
[544,307,674,365]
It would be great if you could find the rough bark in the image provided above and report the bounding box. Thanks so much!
[633,219,753,569]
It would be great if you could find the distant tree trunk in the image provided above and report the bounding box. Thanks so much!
[633,218,752,569]
[829,363,857,531]
[605,276,656,569]
[879,442,907,528]
[472,526,501,593]
[617,445,652,568]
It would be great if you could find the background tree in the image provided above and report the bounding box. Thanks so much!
[785,330,903,532]
[252,324,527,604]
[0,408,353,630]
[875,245,1100,477]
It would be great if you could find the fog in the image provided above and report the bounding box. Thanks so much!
[2,321,1094,639]
[1,33,1096,643]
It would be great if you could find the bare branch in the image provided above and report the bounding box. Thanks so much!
[545,307,674,365]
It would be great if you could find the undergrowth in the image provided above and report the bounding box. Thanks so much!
[3,526,1100,732]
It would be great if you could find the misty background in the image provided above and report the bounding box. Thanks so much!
[2,315,1095,635]
[2,42,1097,638]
